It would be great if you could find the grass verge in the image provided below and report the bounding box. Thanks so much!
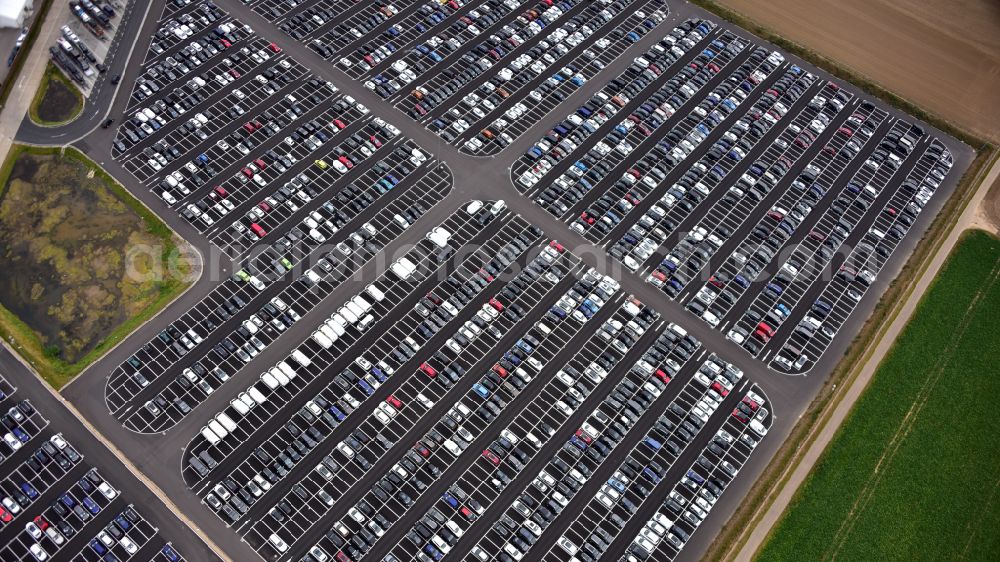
[28,62,84,126]
[0,145,192,389]
[756,229,1000,560]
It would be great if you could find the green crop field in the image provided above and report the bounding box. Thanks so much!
[757,229,1000,561]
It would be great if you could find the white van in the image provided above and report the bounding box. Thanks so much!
[366,284,385,302]
[352,295,372,313]
[327,316,347,335]
[426,227,451,248]
[357,314,375,331]
[200,426,222,445]
[312,331,333,349]
[269,367,290,386]
[231,398,250,415]
[391,257,417,279]
[207,419,228,439]
[261,372,280,389]
[291,349,312,367]
[247,386,267,404]
[278,360,299,378]
[318,324,339,342]
[214,414,236,434]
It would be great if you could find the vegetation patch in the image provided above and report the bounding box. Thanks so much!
[29,63,83,126]
[0,145,191,388]
[756,230,1000,560]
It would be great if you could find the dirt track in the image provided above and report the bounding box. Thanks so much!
[718,0,1000,143]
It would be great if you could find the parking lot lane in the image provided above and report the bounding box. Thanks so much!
[761,137,946,370]
[0,347,222,562]
[668,90,868,307]
[240,248,594,559]
[510,21,726,197]
[187,215,545,506]
[120,161,455,434]
[602,67,824,261]
[605,385,773,562]
[534,366,758,562]
[384,302,670,561]
[179,206,514,489]
[563,46,783,242]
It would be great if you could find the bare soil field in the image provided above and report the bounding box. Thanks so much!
[718,0,1000,143]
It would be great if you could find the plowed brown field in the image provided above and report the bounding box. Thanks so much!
[718,0,1000,142]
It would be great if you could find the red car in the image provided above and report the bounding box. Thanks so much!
[369,135,382,148]
[479,269,493,282]
[335,551,352,562]
[482,450,500,466]
[33,516,48,531]
[414,442,431,457]
[419,363,437,378]
[254,158,267,170]
[241,168,254,178]
[549,240,565,252]
[220,38,231,48]
[654,369,671,385]
[386,395,402,409]
[214,186,228,198]
[258,201,271,212]
[268,42,281,53]
[229,69,241,79]
[489,298,504,311]
[243,122,256,133]
[710,381,729,397]
[0,506,11,523]
[492,364,508,378]
[459,506,475,520]
[332,119,347,130]
[338,155,353,169]
[575,429,593,444]
[580,212,595,224]
[251,223,267,238]
[757,322,776,337]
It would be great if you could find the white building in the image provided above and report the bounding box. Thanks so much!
[0,0,33,29]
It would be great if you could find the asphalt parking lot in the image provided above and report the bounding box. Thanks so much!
[46,0,975,562]
[0,353,218,562]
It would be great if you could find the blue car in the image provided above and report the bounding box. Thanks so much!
[328,406,346,422]
[12,426,29,442]
[82,496,100,514]
[645,437,663,450]
[161,545,180,562]
[472,383,490,398]
[643,467,661,484]
[20,482,37,499]
[442,492,459,508]
[686,469,705,484]
[358,379,375,396]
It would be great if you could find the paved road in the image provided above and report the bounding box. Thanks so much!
[15,0,160,145]
[3,0,973,561]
